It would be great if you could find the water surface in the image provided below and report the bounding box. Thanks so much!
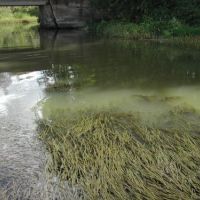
[0,24,200,197]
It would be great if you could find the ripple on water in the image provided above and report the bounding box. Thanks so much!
[0,71,46,197]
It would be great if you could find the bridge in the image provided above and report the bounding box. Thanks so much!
[0,0,92,28]
[0,0,47,6]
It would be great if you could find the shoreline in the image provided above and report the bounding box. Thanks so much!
[88,21,200,50]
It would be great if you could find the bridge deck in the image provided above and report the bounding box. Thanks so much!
[0,0,47,6]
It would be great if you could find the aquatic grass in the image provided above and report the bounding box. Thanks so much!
[38,109,200,200]
[43,65,80,93]
[45,81,71,92]
[158,105,200,135]
[45,81,81,93]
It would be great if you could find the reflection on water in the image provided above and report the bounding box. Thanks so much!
[0,24,200,198]
[0,24,39,49]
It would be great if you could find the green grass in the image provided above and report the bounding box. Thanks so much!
[0,7,38,24]
[89,19,200,50]
[38,108,200,200]
[90,18,200,39]
[90,21,152,39]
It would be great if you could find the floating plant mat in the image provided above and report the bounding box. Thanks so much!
[37,108,200,200]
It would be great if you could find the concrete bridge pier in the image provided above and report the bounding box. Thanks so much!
[39,0,92,29]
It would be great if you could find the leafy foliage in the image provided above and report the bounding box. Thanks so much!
[90,0,200,25]
[90,19,200,39]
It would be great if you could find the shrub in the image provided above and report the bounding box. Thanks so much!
[90,0,200,26]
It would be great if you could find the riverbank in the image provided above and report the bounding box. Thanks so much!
[89,20,200,50]
[0,7,38,24]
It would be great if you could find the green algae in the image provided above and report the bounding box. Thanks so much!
[38,109,200,200]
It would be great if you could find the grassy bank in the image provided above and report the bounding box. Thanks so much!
[38,108,200,200]
[0,7,38,24]
[89,20,200,50]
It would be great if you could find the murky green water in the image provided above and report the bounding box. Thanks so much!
[0,24,200,197]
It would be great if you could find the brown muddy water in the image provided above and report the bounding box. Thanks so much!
[0,24,200,199]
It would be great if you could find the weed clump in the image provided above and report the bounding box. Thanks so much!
[45,81,71,92]
[38,110,200,200]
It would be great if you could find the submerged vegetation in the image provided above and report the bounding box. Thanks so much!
[45,81,71,92]
[38,107,200,200]
[43,65,80,93]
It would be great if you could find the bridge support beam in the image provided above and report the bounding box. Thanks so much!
[39,5,57,28]
[39,0,92,29]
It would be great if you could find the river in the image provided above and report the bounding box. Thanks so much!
[0,24,200,199]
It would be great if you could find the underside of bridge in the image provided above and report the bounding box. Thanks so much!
[0,0,47,6]
[0,0,95,29]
